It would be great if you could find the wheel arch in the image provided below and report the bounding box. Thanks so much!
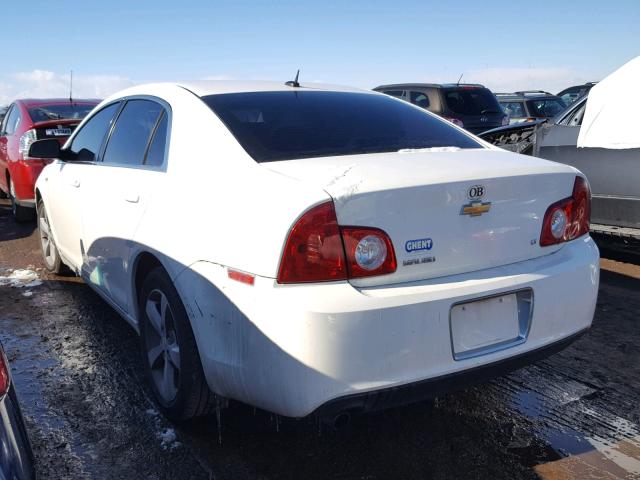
[131,251,164,326]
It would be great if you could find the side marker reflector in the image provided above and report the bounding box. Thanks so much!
[228,269,255,286]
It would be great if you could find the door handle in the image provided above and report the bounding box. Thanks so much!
[124,193,140,203]
[69,179,80,188]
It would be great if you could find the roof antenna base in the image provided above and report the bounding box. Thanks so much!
[285,69,301,88]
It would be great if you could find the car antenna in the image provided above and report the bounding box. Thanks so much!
[285,69,301,88]
[457,73,464,85]
[69,69,74,104]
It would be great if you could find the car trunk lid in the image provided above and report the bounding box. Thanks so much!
[264,148,578,286]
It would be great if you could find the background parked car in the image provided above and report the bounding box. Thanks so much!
[480,94,639,238]
[0,342,36,480]
[374,83,509,134]
[557,82,597,105]
[0,99,100,221]
[496,91,566,124]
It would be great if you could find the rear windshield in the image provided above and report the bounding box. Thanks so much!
[527,98,567,118]
[28,103,97,123]
[202,91,481,162]
[443,88,502,116]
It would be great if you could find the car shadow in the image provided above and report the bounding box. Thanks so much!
[0,199,35,242]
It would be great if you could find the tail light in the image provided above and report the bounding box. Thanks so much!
[443,117,464,128]
[341,227,397,278]
[0,348,10,397]
[540,176,591,246]
[277,202,348,283]
[19,129,38,159]
[277,201,397,283]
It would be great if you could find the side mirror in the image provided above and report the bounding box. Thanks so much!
[28,139,61,159]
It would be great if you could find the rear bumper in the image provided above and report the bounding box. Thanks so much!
[312,327,587,417]
[176,236,599,418]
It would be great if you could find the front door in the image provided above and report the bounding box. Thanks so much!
[47,102,122,269]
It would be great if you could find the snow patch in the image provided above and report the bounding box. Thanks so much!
[0,269,41,289]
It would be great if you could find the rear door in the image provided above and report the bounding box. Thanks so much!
[0,105,15,193]
[0,105,20,194]
[536,98,639,228]
[79,98,169,312]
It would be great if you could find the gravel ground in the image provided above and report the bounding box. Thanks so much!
[1,198,639,480]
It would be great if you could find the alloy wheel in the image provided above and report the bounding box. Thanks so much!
[38,204,55,268]
[144,289,181,403]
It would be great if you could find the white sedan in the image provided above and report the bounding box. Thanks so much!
[30,81,599,422]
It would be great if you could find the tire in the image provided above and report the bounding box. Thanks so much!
[138,267,215,421]
[37,199,65,274]
[9,178,34,223]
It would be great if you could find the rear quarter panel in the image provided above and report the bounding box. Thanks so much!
[129,85,330,282]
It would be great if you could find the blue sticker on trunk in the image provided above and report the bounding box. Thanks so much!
[405,238,433,253]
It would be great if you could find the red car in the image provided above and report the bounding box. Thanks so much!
[0,99,99,221]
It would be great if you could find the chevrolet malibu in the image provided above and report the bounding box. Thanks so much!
[30,81,599,422]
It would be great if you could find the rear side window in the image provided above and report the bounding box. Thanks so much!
[409,91,430,109]
[500,101,526,117]
[561,102,587,127]
[2,106,21,135]
[144,112,168,167]
[443,88,501,115]
[68,103,120,161]
[103,100,163,166]
[202,91,481,162]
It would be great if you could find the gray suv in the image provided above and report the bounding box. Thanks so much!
[496,91,566,124]
[374,83,507,134]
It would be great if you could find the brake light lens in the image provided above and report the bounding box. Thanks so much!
[19,129,37,159]
[540,176,591,246]
[277,202,348,283]
[277,202,397,283]
[0,348,10,397]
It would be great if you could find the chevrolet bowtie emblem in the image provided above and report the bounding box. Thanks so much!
[461,201,491,216]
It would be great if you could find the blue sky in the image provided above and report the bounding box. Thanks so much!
[1,0,639,102]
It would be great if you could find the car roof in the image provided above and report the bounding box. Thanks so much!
[374,83,488,90]
[496,92,561,101]
[176,80,370,97]
[99,81,376,105]
[15,98,101,108]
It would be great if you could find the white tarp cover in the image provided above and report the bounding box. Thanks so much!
[577,56,640,149]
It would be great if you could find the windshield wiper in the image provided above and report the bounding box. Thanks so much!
[480,109,500,114]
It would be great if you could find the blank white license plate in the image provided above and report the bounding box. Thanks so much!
[450,293,520,359]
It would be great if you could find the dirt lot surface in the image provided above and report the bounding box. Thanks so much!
[1,198,639,479]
